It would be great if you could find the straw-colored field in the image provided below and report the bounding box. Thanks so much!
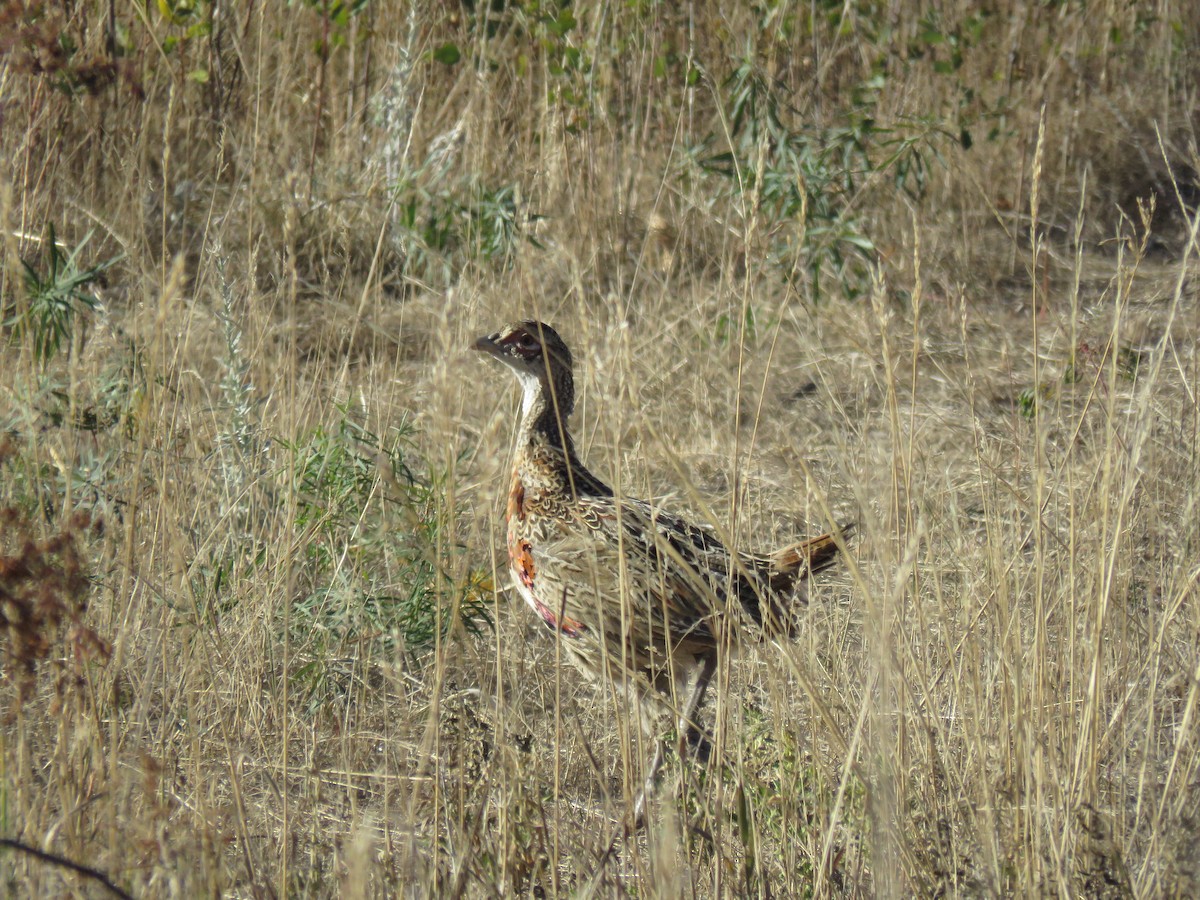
[2,3,1198,896]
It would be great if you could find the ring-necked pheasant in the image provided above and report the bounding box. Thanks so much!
[474,319,850,822]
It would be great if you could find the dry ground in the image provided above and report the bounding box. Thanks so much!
[2,2,1199,896]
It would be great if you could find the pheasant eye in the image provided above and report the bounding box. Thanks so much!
[514,334,539,353]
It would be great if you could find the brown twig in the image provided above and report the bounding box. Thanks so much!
[0,837,133,900]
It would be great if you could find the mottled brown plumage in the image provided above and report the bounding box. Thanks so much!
[474,319,849,821]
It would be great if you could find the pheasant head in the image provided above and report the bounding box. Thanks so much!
[473,320,575,437]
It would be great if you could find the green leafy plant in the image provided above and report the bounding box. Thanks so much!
[733,710,862,896]
[713,305,760,347]
[7,225,123,366]
[1017,385,1041,420]
[297,0,372,57]
[1019,337,1148,420]
[156,0,213,81]
[451,0,593,127]
[689,4,1008,302]
[698,57,947,300]
[393,179,536,287]
[284,408,492,698]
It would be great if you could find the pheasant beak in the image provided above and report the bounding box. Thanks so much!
[472,333,502,356]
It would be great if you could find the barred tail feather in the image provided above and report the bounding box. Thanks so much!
[769,522,855,591]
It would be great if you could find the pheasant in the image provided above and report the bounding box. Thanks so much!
[473,319,849,822]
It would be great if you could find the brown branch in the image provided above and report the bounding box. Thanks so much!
[0,838,133,900]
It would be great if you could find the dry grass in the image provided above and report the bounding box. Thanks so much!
[2,1,1199,896]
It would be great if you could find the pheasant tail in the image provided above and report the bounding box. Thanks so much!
[769,522,855,591]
